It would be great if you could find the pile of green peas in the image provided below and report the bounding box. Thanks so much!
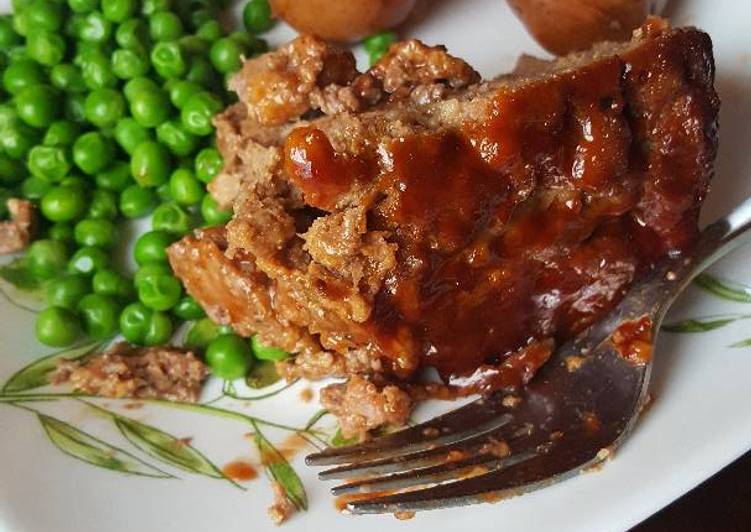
[1,0,289,379]
[363,31,396,66]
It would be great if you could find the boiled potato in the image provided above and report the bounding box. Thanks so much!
[270,0,417,42]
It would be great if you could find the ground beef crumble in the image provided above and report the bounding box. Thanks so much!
[0,198,35,255]
[268,481,298,525]
[51,343,208,402]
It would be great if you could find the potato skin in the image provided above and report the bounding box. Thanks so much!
[270,0,417,42]
[507,0,663,55]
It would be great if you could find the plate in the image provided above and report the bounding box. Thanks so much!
[2,1,751,531]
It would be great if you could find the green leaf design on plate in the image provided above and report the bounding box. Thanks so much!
[2,341,103,393]
[304,409,328,431]
[246,360,281,389]
[730,338,751,348]
[695,274,751,303]
[330,427,358,448]
[38,414,172,478]
[0,258,41,291]
[662,314,751,333]
[255,428,308,511]
[113,415,225,479]
[0,258,45,313]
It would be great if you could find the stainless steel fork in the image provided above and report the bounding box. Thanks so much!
[306,195,751,514]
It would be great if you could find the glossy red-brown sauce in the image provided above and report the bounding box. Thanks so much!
[611,315,653,365]
[282,30,714,389]
[222,460,259,481]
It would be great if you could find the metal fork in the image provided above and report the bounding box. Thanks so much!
[306,196,751,514]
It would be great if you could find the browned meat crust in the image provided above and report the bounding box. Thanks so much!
[0,199,35,255]
[51,343,208,402]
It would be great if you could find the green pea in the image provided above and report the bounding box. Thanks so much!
[84,190,118,220]
[363,31,397,65]
[119,302,173,345]
[26,30,66,66]
[41,185,88,222]
[134,262,171,288]
[169,168,203,206]
[206,334,252,379]
[144,310,173,345]
[6,45,29,62]
[243,0,274,33]
[113,117,153,155]
[67,0,98,15]
[141,0,171,16]
[196,20,222,43]
[123,76,160,100]
[250,335,290,361]
[36,306,82,347]
[0,104,17,131]
[85,88,126,128]
[150,41,187,79]
[73,132,114,175]
[115,18,149,49]
[209,37,244,74]
[1,122,40,160]
[28,145,71,182]
[11,10,28,37]
[46,274,91,309]
[189,8,214,30]
[15,85,60,128]
[0,155,26,185]
[68,246,111,275]
[181,92,222,136]
[0,15,22,48]
[112,47,150,79]
[129,88,171,128]
[201,194,232,226]
[78,11,112,43]
[119,184,157,218]
[95,162,133,192]
[50,63,87,94]
[27,239,69,279]
[166,80,202,110]
[21,176,52,200]
[78,293,121,339]
[131,141,172,187]
[137,271,181,311]
[178,35,208,56]
[47,222,75,245]
[81,52,117,90]
[102,0,137,23]
[93,268,134,300]
[156,181,172,203]
[74,218,117,248]
[2,60,45,96]
[156,120,198,157]
[60,175,88,190]
[173,295,205,320]
[25,0,64,32]
[151,202,192,235]
[65,93,88,123]
[194,147,223,183]
[43,120,81,147]
[134,229,174,265]
[149,11,183,42]
[185,57,219,89]
[185,318,233,351]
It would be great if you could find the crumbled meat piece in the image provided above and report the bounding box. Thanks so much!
[0,199,35,255]
[51,343,208,402]
[268,481,297,525]
[320,376,412,441]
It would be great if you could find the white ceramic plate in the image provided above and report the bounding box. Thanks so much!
[1,1,751,531]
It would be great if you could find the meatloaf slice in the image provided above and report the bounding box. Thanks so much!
[169,20,719,395]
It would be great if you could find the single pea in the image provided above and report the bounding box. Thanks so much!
[43,120,81,147]
[102,0,137,23]
[134,229,174,265]
[74,41,109,67]
[184,57,219,89]
[173,295,205,321]
[78,11,112,43]
[85,88,126,128]
[196,20,222,43]
[95,162,133,192]
[50,63,87,94]
[131,141,171,187]
[112,47,150,79]
[41,185,88,222]
[73,132,114,175]
[0,155,26,185]
[129,88,171,128]
[0,122,40,159]
[68,246,111,275]
[151,202,192,235]
[156,182,172,203]
[363,31,397,58]
[181,92,222,136]
[65,93,88,123]
[119,184,157,218]
[15,85,60,128]
[141,0,171,16]
[86,190,119,220]
[0,15,21,48]
[134,262,171,288]
[21,176,52,200]
[46,274,91,309]
[137,271,181,311]
[209,37,244,74]
[185,318,233,351]
[228,30,261,52]
[77,293,121,339]
[243,0,274,33]
[93,268,134,300]
[113,117,153,155]
[25,0,64,32]
[74,218,117,248]
[201,194,232,226]
[194,147,223,183]
[26,30,66,66]
[169,168,203,206]
[47,222,75,245]
[2,60,45,95]
[206,333,252,379]
[27,239,69,279]
[115,18,149,49]
[156,120,198,157]
[144,310,173,345]
[81,52,117,90]
[166,80,202,110]
[119,302,151,344]
[67,0,98,15]
[178,35,208,56]
[250,335,290,361]
[150,41,187,79]
[28,146,71,182]
[149,11,183,42]
[11,10,28,37]
[36,306,82,347]
[123,76,160,100]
